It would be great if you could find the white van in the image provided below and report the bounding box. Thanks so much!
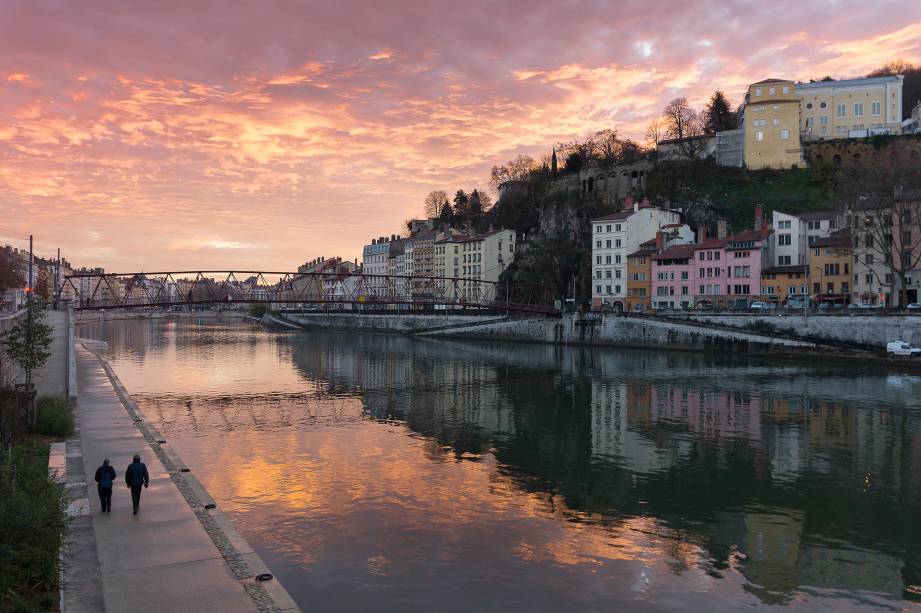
[886,341,921,357]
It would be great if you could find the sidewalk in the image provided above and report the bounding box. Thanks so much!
[68,343,294,612]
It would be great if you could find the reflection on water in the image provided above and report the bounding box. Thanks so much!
[79,319,921,612]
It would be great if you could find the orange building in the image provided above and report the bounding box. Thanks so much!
[626,239,657,311]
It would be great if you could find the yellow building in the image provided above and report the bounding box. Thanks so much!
[743,79,802,169]
[809,229,852,304]
[761,265,808,304]
[797,76,904,140]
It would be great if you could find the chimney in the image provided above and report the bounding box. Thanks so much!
[754,205,763,230]
[699,225,708,243]
[625,195,634,211]
[717,219,728,239]
[655,231,665,251]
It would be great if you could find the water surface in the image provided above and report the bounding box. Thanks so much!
[79,319,921,612]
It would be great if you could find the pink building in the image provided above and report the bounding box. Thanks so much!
[651,244,696,309]
[652,228,771,309]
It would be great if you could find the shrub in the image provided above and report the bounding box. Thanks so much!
[248,303,268,317]
[35,396,74,438]
[0,442,68,610]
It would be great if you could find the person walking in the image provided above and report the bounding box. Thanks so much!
[94,458,116,513]
[124,454,150,515]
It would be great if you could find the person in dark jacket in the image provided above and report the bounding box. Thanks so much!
[94,458,116,513]
[124,454,150,515]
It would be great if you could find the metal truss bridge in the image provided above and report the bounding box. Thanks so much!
[56,271,559,315]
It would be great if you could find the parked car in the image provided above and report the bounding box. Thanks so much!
[848,303,885,310]
[784,297,814,310]
[886,341,921,357]
[817,302,844,311]
[750,301,776,311]
[694,300,714,311]
[907,303,921,312]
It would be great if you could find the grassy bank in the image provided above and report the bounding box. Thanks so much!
[0,440,68,612]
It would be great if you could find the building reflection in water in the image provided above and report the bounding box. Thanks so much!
[80,320,921,610]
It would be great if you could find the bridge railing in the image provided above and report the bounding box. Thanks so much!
[56,271,559,315]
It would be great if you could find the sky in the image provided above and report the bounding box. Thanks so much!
[1,0,920,272]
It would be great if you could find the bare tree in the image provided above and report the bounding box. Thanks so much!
[592,129,623,164]
[0,248,23,295]
[841,154,921,307]
[662,97,703,141]
[489,155,536,189]
[645,117,665,147]
[423,190,449,219]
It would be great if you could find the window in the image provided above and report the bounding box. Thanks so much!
[615,285,621,294]
[755,131,764,141]
[605,255,612,264]
[755,87,762,96]
[781,128,789,140]
[596,270,602,279]
[778,234,791,246]
[615,269,622,279]
[615,224,622,232]
[681,286,688,295]
[596,226,602,233]
[606,240,611,248]
[681,271,689,280]
[615,255,622,264]
[779,220,791,229]
[866,254,874,265]
[865,273,873,284]
[606,224,611,232]
[836,103,846,118]
[773,118,780,125]
[768,87,776,95]
[820,102,827,108]
[606,285,612,294]
[605,270,612,279]
[872,101,881,116]
[779,255,791,265]
[806,102,813,109]
[782,85,789,94]
[854,103,864,117]
[788,286,796,295]
[615,239,622,248]
[820,115,828,125]
[596,285,602,294]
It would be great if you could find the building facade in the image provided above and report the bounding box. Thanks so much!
[743,78,802,169]
[591,198,688,309]
[797,76,904,140]
[810,229,852,303]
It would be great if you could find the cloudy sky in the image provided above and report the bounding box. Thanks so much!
[1,0,920,271]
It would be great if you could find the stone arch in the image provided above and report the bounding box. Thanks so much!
[587,177,594,193]
[833,154,842,167]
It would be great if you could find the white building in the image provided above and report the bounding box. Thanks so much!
[591,198,687,308]
[771,210,841,267]
[361,235,397,297]
[796,75,904,139]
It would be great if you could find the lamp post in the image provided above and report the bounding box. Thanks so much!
[813,266,825,305]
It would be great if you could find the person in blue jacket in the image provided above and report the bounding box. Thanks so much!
[94,458,116,513]
[124,454,150,515]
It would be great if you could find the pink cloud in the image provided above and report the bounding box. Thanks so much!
[0,1,919,271]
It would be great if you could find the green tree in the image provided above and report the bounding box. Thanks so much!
[1,299,53,390]
[452,190,469,217]
[704,90,737,133]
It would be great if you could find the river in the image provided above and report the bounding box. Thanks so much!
[79,319,921,612]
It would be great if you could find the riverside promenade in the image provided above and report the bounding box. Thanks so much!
[63,342,299,612]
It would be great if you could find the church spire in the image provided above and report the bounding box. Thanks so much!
[551,146,558,174]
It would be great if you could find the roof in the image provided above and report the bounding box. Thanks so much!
[593,203,658,222]
[693,238,728,251]
[762,265,808,275]
[752,78,792,85]
[652,244,696,261]
[797,210,840,221]
[725,229,764,246]
[811,228,851,248]
[657,134,714,146]
[795,75,903,90]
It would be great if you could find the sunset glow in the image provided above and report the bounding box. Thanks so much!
[1,1,920,271]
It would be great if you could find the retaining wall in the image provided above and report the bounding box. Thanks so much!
[285,312,506,333]
[663,313,921,348]
[417,314,815,352]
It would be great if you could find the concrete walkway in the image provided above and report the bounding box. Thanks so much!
[72,344,263,612]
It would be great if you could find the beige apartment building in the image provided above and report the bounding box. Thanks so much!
[742,75,905,169]
[797,76,904,140]
[743,79,803,169]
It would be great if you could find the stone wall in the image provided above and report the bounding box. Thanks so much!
[417,313,815,353]
[285,312,507,334]
[664,313,921,348]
